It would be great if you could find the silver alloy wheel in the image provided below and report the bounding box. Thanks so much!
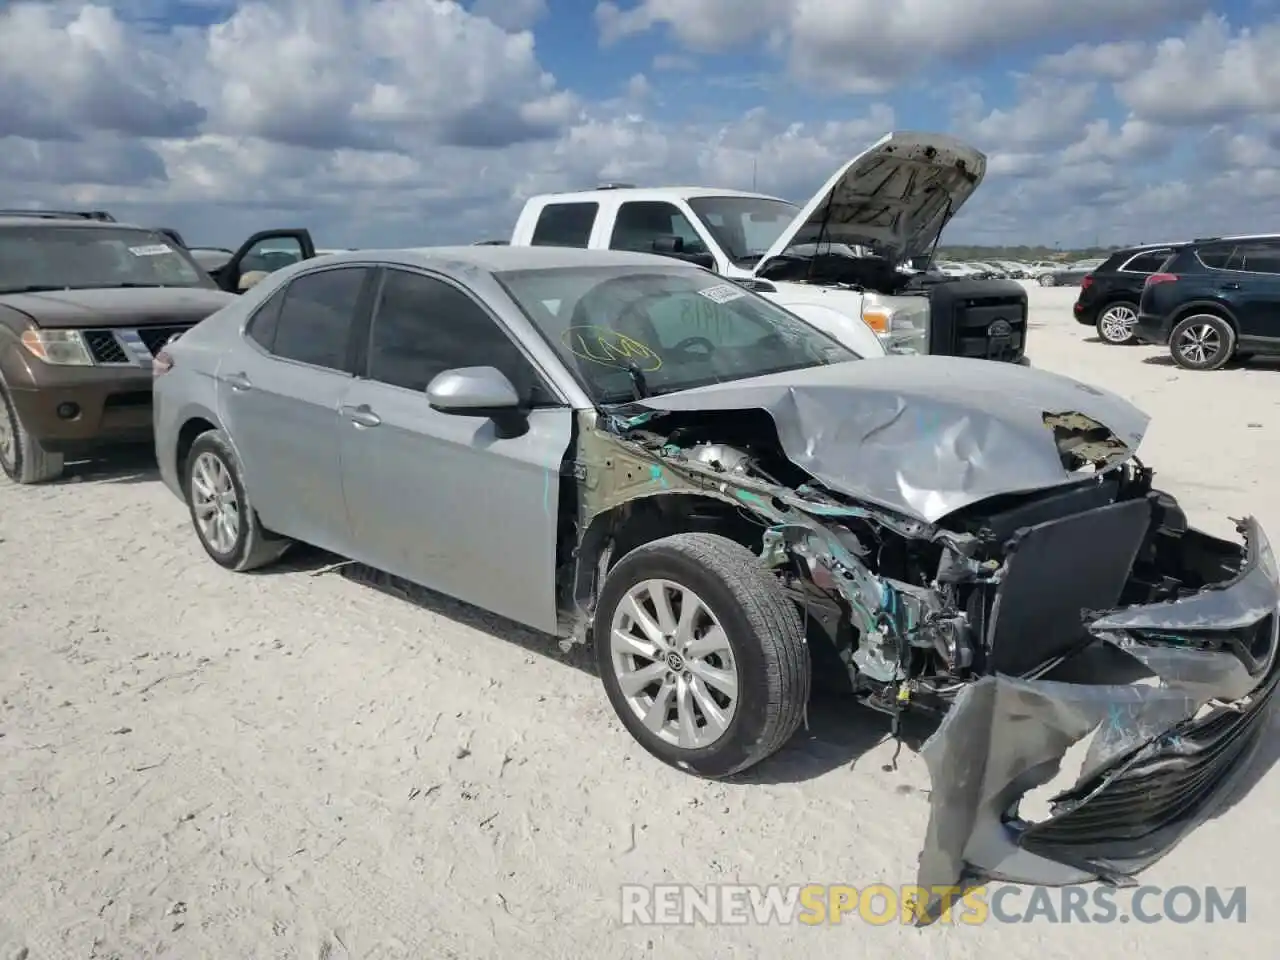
[609,578,739,750]
[0,400,14,469]
[1099,304,1137,342]
[1039,274,1055,286]
[1176,322,1222,366]
[190,451,240,555]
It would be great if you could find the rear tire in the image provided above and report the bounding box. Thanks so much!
[184,429,290,571]
[1169,313,1235,371]
[1039,274,1056,287]
[1095,301,1139,345]
[0,380,65,484]
[594,532,810,779]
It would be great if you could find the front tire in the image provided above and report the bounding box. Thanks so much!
[0,380,64,484]
[1039,274,1056,287]
[594,532,810,779]
[1095,301,1139,345]
[1170,313,1235,371]
[184,429,289,571]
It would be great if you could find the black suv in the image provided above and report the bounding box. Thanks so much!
[1136,235,1280,370]
[1073,242,1185,345]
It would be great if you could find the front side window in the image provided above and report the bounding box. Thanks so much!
[0,225,211,293]
[366,269,553,403]
[271,267,368,370]
[497,264,856,404]
[610,201,709,256]
[1230,242,1280,275]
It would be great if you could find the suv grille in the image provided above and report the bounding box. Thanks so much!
[926,281,1028,363]
[81,324,193,365]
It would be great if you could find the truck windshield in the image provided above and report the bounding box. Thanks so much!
[686,196,798,263]
[497,263,858,404]
[0,226,212,294]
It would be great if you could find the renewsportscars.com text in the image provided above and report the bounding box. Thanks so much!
[619,883,1247,926]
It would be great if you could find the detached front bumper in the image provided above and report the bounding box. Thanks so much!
[916,517,1280,916]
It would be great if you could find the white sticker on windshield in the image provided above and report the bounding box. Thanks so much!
[541,298,562,314]
[128,244,173,257]
[697,283,745,304]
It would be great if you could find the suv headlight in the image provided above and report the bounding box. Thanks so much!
[20,329,94,366]
[861,305,929,355]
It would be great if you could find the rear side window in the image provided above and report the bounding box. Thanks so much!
[1120,248,1172,273]
[530,203,598,248]
[272,267,369,370]
[246,289,285,350]
[1097,252,1130,273]
[1195,244,1236,270]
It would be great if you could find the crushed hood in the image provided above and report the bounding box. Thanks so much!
[754,131,986,273]
[634,356,1150,523]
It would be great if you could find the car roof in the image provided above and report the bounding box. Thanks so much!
[530,186,791,205]
[316,245,699,274]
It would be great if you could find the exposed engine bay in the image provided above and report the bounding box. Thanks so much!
[600,410,1261,721]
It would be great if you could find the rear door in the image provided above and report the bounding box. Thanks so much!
[218,264,375,552]
[214,229,317,293]
[337,266,572,634]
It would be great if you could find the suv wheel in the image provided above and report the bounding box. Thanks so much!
[0,381,65,484]
[1096,302,1139,345]
[184,429,290,571]
[594,532,809,779]
[1170,314,1235,371]
[1039,274,1056,287]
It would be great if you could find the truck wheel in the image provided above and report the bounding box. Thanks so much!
[1170,314,1234,371]
[0,381,65,484]
[594,532,809,779]
[184,429,290,571]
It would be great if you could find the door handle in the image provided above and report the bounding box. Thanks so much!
[223,371,252,391]
[1220,282,1241,290]
[340,404,381,427]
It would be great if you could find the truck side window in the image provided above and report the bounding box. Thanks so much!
[610,202,708,256]
[531,203,598,248]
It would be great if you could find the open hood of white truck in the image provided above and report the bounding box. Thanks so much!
[753,131,986,273]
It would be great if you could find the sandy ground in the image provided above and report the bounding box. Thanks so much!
[2,283,1280,959]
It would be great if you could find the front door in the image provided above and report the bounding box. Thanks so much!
[337,267,572,634]
[218,264,373,552]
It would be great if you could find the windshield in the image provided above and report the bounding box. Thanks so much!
[685,196,799,263]
[497,264,858,404]
[0,226,211,293]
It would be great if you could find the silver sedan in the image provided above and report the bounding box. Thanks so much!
[151,246,1279,899]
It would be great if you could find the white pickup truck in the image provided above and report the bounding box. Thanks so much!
[506,131,1029,364]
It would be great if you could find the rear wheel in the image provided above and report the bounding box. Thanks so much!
[1170,314,1235,371]
[1039,273,1056,287]
[1095,301,1139,344]
[0,381,64,484]
[184,429,290,571]
[594,532,809,779]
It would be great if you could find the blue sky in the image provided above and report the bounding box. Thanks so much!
[2,1,1279,249]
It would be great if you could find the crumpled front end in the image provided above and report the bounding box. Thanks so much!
[916,517,1280,919]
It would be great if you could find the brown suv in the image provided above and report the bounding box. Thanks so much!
[0,217,236,483]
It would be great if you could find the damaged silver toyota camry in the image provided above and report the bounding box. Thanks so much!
[154,245,1279,911]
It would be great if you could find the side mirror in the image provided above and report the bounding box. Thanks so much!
[427,366,521,415]
[652,234,685,254]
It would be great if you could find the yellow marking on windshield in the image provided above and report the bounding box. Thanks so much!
[562,325,663,371]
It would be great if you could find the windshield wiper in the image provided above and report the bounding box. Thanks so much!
[0,284,70,295]
[624,361,649,400]
[93,282,169,288]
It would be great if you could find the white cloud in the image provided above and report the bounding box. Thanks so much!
[2,2,1279,250]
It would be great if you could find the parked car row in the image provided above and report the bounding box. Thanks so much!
[1072,234,1280,370]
